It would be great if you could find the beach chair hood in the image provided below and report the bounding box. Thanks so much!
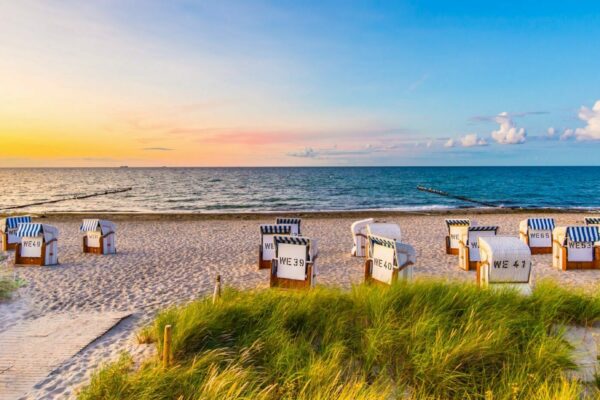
[16,223,58,242]
[81,219,116,235]
[566,226,600,243]
[367,223,401,242]
[585,217,600,226]
[445,219,470,233]
[369,235,415,269]
[526,218,555,231]
[0,216,32,233]
[479,236,531,283]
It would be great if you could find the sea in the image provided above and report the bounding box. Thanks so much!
[0,167,599,214]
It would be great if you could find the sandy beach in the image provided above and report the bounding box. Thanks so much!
[1,211,599,399]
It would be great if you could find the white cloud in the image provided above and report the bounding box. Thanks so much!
[547,127,556,138]
[491,112,527,144]
[444,139,455,148]
[560,128,575,141]
[573,100,600,140]
[460,133,487,147]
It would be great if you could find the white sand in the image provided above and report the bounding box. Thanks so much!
[0,212,598,399]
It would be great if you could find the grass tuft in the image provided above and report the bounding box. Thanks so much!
[80,279,600,399]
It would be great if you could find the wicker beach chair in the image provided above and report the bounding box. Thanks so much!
[364,234,416,285]
[478,236,532,295]
[276,217,301,235]
[81,219,117,255]
[351,218,375,256]
[14,223,59,266]
[270,236,317,289]
[518,218,555,254]
[259,224,292,270]
[365,223,402,259]
[458,226,499,271]
[0,216,32,251]
[445,219,470,255]
[552,226,600,270]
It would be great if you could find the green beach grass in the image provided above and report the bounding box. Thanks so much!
[80,280,600,399]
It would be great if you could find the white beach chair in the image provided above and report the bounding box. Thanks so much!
[518,218,555,254]
[478,236,532,296]
[445,219,470,255]
[585,217,600,227]
[270,236,317,289]
[351,218,374,256]
[458,226,499,271]
[14,223,59,266]
[365,223,402,259]
[552,226,600,270]
[80,219,116,255]
[259,224,292,269]
[0,216,32,251]
[276,217,301,235]
[364,234,416,285]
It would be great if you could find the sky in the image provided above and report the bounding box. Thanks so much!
[1,0,600,167]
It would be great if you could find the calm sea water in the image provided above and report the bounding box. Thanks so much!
[0,167,599,213]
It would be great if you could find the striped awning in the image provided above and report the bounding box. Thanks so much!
[566,226,600,243]
[527,218,555,230]
[276,218,301,225]
[16,223,42,237]
[445,219,470,226]
[368,235,396,249]
[469,226,498,232]
[80,219,100,232]
[274,236,310,246]
[585,217,600,225]
[260,225,291,235]
[6,216,32,229]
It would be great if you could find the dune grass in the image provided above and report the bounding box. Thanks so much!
[79,280,600,399]
[0,273,19,301]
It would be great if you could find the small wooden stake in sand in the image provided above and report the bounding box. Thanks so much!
[163,324,172,369]
[213,274,222,304]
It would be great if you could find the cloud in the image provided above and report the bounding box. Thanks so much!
[407,73,429,92]
[444,139,456,148]
[287,144,398,159]
[490,112,527,144]
[142,147,174,151]
[470,111,548,123]
[547,127,556,138]
[460,133,487,147]
[573,100,600,140]
[560,128,576,141]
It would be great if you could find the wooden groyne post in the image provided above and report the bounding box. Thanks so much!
[417,186,502,208]
[213,274,222,304]
[163,325,172,368]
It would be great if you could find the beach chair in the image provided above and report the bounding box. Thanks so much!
[445,219,470,255]
[351,218,374,256]
[14,223,59,266]
[364,234,416,285]
[552,226,600,270]
[518,218,555,254]
[365,223,402,259]
[478,236,532,296]
[585,217,600,227]
[458,226,499,271]
[0,216,32,251]
[276,218,301,235]
[259,224,292,270]
[81,219,116,255]
[270,236,317,289]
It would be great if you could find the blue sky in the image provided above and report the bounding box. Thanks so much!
[1,0,599,166]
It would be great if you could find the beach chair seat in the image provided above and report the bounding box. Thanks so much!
[270,236,317,289]
[259,224,292,270]
[364,234,416,285]
[81,219,116,255]
[276,217,301,235]
[519,218,554,254]
[445,219,470,255]
[552,226,600,270]
[478,236,532,296]
[0,216,32,251]
[14,223,59,266]
[365,223,402,259]
[351,218,374,256]
[458,226,498,271]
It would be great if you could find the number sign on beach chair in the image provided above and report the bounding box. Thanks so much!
[478,236,532,295]
[351,218,375,256]
[364,234,416,285]
[365,223,402,259]
[585,217,600,227]
[81,219,116,255]
[552,226,600,270]
[445,219,470,255]
[276,218,301,235]
[458,226,499,271]
[14,223,59,266]
[519,218,555,254]
[259,224,292,270]
[0,216,32,251]
[270,236,317,289]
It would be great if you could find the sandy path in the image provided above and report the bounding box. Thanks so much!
[0,212,598,398]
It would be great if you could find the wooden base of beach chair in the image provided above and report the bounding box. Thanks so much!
[14,242,46,266]
[364,259,402,286]
[559,247,600,270]
[459,246,479,271]
[83,236,103,255]
[270,262,314,289]
[530,247,552,255]
[258,247,273,270]
[1,234,18,251]
[445,236,458,255]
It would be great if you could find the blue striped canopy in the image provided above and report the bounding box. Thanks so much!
[15,223,42,237]
[585,217,600,225]
[566,226,600,243]
[469,226,498,232]
[261,225,291,235]
[80,219,100,232]
[6,216,32,229]
[445,219,470,226]
[527,218,555,230]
